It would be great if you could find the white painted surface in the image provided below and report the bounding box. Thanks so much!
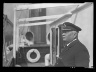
[75,4,93,68]
[45,54,50,66]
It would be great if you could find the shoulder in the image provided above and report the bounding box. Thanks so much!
[74,40,87,49]
[74,40,89,54]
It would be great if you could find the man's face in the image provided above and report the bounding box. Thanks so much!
[62,31,77,42]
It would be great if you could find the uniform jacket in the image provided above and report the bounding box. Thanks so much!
[54,39,90,68]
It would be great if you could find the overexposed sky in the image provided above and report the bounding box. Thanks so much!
[4,3,30,23]
[3,3,79,24]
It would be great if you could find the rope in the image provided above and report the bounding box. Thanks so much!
[73,5,79,24]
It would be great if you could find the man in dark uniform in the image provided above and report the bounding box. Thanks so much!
[54,22,90,68]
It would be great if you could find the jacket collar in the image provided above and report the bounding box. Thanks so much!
[67,39,77,46]
[60,39,78,54]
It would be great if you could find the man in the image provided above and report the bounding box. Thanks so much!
[54,22,90,68]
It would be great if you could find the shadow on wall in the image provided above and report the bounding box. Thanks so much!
[3,14,13,45]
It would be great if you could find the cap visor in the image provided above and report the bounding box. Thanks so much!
[62,29,72,30]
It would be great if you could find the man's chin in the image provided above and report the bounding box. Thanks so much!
[63,39,69,42]
[63,39,67,41]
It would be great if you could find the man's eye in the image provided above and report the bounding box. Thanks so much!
[64,32,68,33]
[62,32,68,34]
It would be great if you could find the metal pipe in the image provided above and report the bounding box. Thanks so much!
[50,2,92,27]
[18,14,64,22]
[50,29,52,65]
[71,2,92,14]
[16,3,79,11]
[13,8,16,58]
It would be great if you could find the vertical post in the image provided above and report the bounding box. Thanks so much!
[57,27,60,57]
[16,25,19,51]
[13,8,16,59]
[51,27,57,66]
[50,28,52,65]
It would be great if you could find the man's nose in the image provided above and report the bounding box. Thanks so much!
[62,33,66,35]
